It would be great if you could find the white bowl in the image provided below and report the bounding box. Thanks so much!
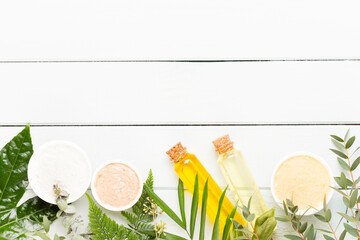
[28,141,92,204]
[91,160,143,211]
[271,152,334,216]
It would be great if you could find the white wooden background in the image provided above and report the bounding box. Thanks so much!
[2,0,360,239]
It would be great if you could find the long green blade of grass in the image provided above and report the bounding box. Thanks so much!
[144,184,186,230]
[212,186,228,240]
[190,173,199,239]
[199,178,209,240]
[178,179,186,228]
[222,202,238,240]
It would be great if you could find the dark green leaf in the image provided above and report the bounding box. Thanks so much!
[144,184,185,229]
[199,178,208,240]
[304,224,315,240]
[211,187,228,240]
[346,136,356,149]
[344,223,359,237]
[337,158,350,171]
[190,174,199,239]
[339,229,346,240]
[330,149,348,159]
[298,222,307,233]
[177,179,186,230]
[351,157,360,171]
[330,135,344,142]
[0,126,58,240]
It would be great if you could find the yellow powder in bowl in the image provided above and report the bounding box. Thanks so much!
[273,155,331,211]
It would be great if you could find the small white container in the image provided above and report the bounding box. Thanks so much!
[28,141,92,204]
[91,160,143,211]
[271,152,334,216]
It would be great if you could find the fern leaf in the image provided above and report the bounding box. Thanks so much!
[86,193,136,240]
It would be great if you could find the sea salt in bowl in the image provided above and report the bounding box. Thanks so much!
[271,152,334,215]
[28,141,92,204]
[91,160,143,211]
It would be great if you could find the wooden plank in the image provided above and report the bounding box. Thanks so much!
[0,125,354,189]
[1,61,360,124]
[0,0,360,60]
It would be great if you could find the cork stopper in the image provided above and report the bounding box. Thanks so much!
[213,134,234,154]
[166,142,188,163]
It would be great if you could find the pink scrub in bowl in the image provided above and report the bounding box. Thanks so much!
[91,160,143,211]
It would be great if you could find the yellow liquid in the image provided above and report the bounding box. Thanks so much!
[174,153,246,232]
[218,149,268,219]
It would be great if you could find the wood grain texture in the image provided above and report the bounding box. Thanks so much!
[1,61,360,124]
[0,0,360,60]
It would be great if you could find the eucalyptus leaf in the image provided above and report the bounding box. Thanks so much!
[351,156,360,171]
[337,212,355,222]
[349,189,358,208]
[344,223,358,237]
[339,230,346,240]
[284,235,302,240]
[337,158,350,171]
[252,207,277,240]
[346,136,356,149]
[330,149,348,159]
[330,135,344,142]
[0,126,58,240]
[331,138,345,150]
[325,209,332,222]
[323,234,335,240]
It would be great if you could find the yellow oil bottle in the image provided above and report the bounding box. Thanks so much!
[166,142,246,233]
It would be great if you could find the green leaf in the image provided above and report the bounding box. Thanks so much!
[330,186,347,197]
[344,129,350,141]
[332,138,345,150]
[0,126,58,240]
[143,184,185,229]
[344,223,359,237]
[190,174,199,239]
[337,158,350,171]
[339,229,346,240]
[303,224,315,240]
[323,235,335,240]
[177,179,186,229]
[350,189,358,208]
[346,136,356,149]
[131,169,154,222]
[222,202,238,240]
[87,194,135,240]
[252,207,277,240]
[325,209,332,222]
[337,212,355,222]
[298,222,307,233]
[43,216,50,233]
[34,231,52,240]
[284,235,302,240]
[283,201,288,215]
[342,196,350,208]
[199,178,208,240]
[330,149,348,159]
[351,156,360,171]
[331,135,344,142]
[211,187,228,240]
[314,214,325,222]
